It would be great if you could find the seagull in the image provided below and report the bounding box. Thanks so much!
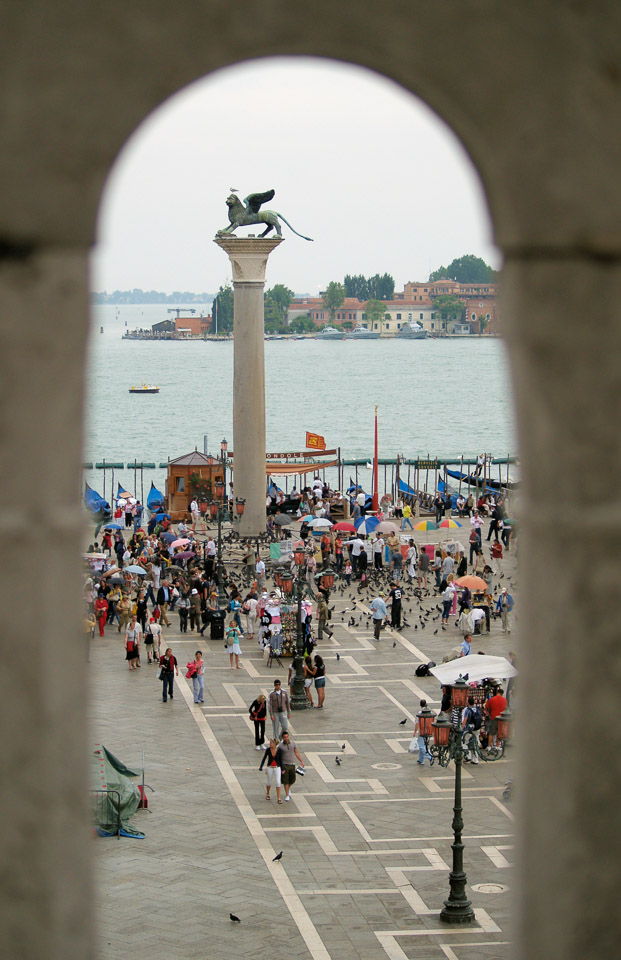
[399,718,407,725]
[229,187,239,193]
[230,913,241,922]
[272,851,283,862]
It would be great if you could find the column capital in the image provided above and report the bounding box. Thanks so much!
[214,236,284,284]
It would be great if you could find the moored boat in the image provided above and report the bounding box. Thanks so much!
[345,325,380,340]
[397,321,427,339]
[84,482,111,522]
[146,481,166,514]
[316,325,346,340]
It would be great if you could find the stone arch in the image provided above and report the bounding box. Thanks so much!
[2,6,621,960]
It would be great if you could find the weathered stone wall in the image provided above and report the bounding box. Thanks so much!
[1,3,620,958]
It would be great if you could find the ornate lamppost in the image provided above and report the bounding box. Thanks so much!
[277,550,335,711]
[208,438,245,608]
[417,679,513,925]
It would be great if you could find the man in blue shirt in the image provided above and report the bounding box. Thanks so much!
[370,593,388,640]
[460,633,472,657]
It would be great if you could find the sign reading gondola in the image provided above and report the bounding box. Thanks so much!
[415,459,438,470]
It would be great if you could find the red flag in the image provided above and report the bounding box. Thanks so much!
[305,432,326,451]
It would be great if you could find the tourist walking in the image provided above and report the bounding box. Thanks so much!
[268,679,290,739]
[370,592,388,640]
[124,615,141,670]
[225,619,242,669]
[418,549,430,589]
[441,580,456,625]
[406,540,418,582]
[248,693,267,749]
[303,655,316,707]
[259,738,283,803]
[156,580,172,626]
[389,582,403,629]
[159,647,179,702]
[191,650,205,703]
[276,731,304,802]
[177,592,190,632]
[497,587,514,632]
[244,592,258,638]
[401,502,414,531]
[317,594,333,640]
[94,592,108,637]
[313,654,327,708]
[255,554,266,593]
[373,536,384,571]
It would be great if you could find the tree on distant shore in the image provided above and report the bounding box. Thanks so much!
[433,294,465,320]
[322,281,346,320]
[364,300,387,328]
[429,255,496,284]
[289,314,317,333]
[344,273,394,300]
[211,283,234,334]
[264,283,294,325]
[90,289,213,304]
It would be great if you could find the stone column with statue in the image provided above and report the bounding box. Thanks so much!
[214,189,312,537]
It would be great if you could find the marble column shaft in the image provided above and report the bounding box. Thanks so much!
[214,236,283,537]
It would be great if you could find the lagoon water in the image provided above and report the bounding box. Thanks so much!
[86,304,517,497]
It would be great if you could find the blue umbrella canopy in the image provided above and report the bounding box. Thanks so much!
[355,516,380,535]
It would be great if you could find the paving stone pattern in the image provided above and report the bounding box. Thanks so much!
[91,532,516,960]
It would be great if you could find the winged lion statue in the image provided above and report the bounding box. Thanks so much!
[216,190,313,241]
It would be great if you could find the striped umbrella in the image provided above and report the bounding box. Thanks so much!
[355,516,380,535]
[414,519,439,531]
[438,518,462,529]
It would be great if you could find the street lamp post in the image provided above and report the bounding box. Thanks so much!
[208,437,245,609]
[419,678,513,925]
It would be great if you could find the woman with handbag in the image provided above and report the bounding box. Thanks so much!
[225,620,242,670]
[158,647,178,702]
[190,650,204,704]
[248,693,267,749]
[259,738,283,803]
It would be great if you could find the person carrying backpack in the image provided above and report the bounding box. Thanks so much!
[462,696,482,764]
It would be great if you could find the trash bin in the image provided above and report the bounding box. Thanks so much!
[210,610,225,641]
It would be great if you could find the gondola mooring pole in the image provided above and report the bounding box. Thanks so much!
[459,455,463,497]
[102,458,106,501]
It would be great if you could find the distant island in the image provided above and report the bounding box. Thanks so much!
[91,289,215,305]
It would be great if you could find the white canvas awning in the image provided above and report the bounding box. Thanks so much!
[430,654,517,686]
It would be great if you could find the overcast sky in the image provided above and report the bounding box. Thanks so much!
[91,57,499,296]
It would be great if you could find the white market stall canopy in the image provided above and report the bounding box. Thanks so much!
[430,654,517,686]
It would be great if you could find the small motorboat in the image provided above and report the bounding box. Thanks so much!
[129,383,159,394]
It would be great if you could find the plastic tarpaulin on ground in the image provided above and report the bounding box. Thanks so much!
[92,745,145,838]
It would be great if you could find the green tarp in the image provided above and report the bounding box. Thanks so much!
[92,745,145,838]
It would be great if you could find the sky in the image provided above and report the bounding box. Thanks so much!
[91,57,499,297]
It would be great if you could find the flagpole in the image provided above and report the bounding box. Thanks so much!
[372,405,379,511]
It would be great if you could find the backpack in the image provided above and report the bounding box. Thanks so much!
[468,706,483,730]
[415,661,435,677]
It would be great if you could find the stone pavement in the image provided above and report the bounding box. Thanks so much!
[91,535,516,960]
